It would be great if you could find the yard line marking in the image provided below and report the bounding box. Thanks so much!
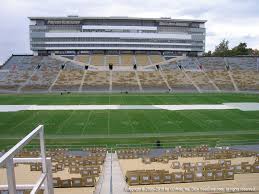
[55,110,76,134]
[81,111,93,136]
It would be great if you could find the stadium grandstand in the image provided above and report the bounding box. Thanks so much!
[0,55,258,93]
[0,16,258,93]
[1,16,259,194]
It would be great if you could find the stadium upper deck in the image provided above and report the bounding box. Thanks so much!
[29,16,206,57]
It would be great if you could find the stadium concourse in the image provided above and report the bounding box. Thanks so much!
[0,54,258,93]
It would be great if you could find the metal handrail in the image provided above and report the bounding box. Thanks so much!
[0,125,53,194]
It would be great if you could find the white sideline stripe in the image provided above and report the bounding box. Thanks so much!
[224,103,259,111]
[154,104,233,111]
[0,103,259,112]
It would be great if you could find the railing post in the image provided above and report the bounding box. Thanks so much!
[6,158,16,194]
[0,125,53,194]
[39,125,50,194]
[46,158,54,194]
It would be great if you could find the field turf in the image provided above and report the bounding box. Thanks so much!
[0,93,258,149]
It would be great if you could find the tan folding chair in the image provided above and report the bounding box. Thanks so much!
[252,163,259,173]
[242,164,252,173]
[234,164,243,174]
[142,157,151,164]
[71,178,83,187]
[215,170,224,181]
[81,170,91,176]
[184,172,194,183]
[52,177,61,188]
[182,162,190,170]
[225,160,231,166]
[194,171,204,182]
[51,165,57,173]
[163,173,172,184]
[56,163,64,171]
[93,166,101,173]
[172,172,183,183]
[171,161,180,169]
[126,172,140,186]
[69,166,79,174]
[151,172,163,184]
[64,160,70,167]
[91,169,99,176]
[30,163,37,171]
[224,165,233,172]
[224,170,234,180]
[60,179,72,188]
[139,172,151,185]
[82,176,96,187]
[204,170,215,181]
[171,161,181,169]
[37,163,42,171]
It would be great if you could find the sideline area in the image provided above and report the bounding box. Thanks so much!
[0,103,259,112]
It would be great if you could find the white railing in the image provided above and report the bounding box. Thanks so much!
[0,125,53,194]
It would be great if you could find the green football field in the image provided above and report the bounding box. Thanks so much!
[0,93,259,149]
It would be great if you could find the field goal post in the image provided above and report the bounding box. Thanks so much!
[0,125,53,194]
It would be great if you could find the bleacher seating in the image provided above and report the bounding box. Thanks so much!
[90,54,105,66]
[0,55,258,93]
[198,57,226,70]
[74,55,90,64]
[0,70,33,91]
[106,55,119,66]
[149,55,164,64]
[138,71,168,91]
[206,70,235,91]
[232,70,259,91]
[121,54,134,66]
[227,57,257,71]
[161,62,179,70]
[135,54,150,66]
[65,62,85,70]
[82,71,110,91]
[1,56,41,71]
[162,70,196,91]
[22,57,62,91]
[112,71,139,91]
[178,58,198,70]
[52,70,84,91]
[185,71,216,91]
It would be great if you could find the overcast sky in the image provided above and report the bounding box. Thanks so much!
[0,0,259,65]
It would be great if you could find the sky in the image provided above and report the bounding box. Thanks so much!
[0,0,259,65]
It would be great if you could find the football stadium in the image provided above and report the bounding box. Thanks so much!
[0,15,259,194]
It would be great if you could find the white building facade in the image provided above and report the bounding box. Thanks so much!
[29,16,206,56]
